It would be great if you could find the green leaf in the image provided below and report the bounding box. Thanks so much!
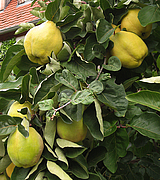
[96,19,114,43]
[45,0,61,22]
[38,99,54,111]
[57,11,83,33]
[10,166,31,180]
[0,45,24,82]
[123,76,139,90]
[0,137,5,157]
[61,56,97,80]
[55,147,68,169]
[20,74,32,104]
[34,74,60,105]
[47,161,73,180]
[126,90,160,112]
[103,56,122,71]
[102,128,129,173]
[138,6,160,26]
[87,146,107,167]
[100,0,111,11]
[83,34,98,62]
[103,119,118,137]
[0,155,11,173]
[71,89,94,105]
[0,89,21,101]
[29,67,39,84]
[129,112,160,140]
[56,138,84,148]
[0,98,12,112]
[44,117,56,148]
[0,115,19,135]
[140,76,160,83]
[92,44,106,59]
[56,138,86,159]
[18,124,29,138]
[63,103,83,122]
[98,78,128,117]
[57,42,72,62]
[84,104,104,141]
[90,6,105,22]
[94,99,104,136]
[55,69,79,91]
[89,80,104,94]
[69,155,89,179]
[0,76,23,90]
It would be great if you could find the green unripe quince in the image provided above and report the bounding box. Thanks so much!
[7,101,33,120]
[7,127,44,168]
[57,117,87,143]
[109,31,148,69]
[120,9,152,39]
[24,21,63,65]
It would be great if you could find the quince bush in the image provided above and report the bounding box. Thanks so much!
[1,0,160,180]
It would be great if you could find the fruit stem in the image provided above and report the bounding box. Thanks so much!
[51,100,71,120]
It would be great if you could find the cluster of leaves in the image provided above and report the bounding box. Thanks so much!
[1,0,160,179]
[0,37,16,61]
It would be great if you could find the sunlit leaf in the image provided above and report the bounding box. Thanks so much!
[126,90,160,112]
[47,161,73,180]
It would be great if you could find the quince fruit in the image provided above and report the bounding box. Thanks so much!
[7,101,33,120]
[7,126,44,168]
[120,9,152,39]
[24,21,63,65]
[6,162,15,178]
[111,24,120,33]
[57,117,87,142]
[109,31,148,68]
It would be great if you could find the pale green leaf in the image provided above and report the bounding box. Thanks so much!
[126,90,160,112]
[47,161,73,180]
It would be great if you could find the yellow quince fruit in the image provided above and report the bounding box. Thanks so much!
[57,117,87,143]
[120,9,152,39]
[6,162,15,178]
[7,126,44,168]
[7,101,34,120]
[109,31,148,69]
[24,21,63,65]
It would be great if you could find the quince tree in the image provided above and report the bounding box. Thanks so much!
[1,0,160,179]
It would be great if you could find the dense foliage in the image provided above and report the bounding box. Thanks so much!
[1,0,160,179]
[0,37,16,61]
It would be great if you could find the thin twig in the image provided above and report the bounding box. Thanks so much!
[95,57,107,81]
[51,100,71,120]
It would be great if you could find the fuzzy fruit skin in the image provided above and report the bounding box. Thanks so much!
[7,101,33,120]
[57,117,87,142]
[120,9,152,39]
[24,21,63,65]
[6,162,15,178]
[7,127,44,168]
[109,31,148,69]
